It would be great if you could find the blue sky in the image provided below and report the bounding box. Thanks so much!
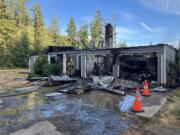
[28,0,180,47]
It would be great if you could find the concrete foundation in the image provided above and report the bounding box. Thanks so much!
[136,93,169,118]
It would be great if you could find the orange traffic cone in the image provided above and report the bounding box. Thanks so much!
[142,80,150,96]
[132,87,144,112]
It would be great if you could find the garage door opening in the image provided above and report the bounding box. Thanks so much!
[118,53,158,83]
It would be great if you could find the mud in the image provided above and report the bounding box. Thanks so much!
[0,70,29,90]
[0,86,133,135]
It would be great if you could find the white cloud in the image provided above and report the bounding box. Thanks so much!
[116,26,158,41]
[139,22,167,34]
[116,26,139,40]
[138,0,180,16]
[140,22,153,31]
[165,0,170,13]
[115,25,173,46]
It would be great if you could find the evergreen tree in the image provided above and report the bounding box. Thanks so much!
[7,0,15,19]
[91,10,104,48]
[15,0,31,27]
[33,3,44,53]
[0,19,17,50]
[21,31,30,56]
[50,16,60,45]
[67,16,77,45]
[0,45,5,67]
[0,2,107,68]
[0,0,9,19]
[11,31,30,67]
[0,0,17,67]
[60,35,70,45]
[78,24,89,48]
[5,0,31,26]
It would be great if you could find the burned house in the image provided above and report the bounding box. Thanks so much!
[29,23,177,85]
[43,44,176,85]
[80,44,176,84]
[111,44,176,84]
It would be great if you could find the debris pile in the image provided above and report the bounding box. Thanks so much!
[48,75,77,86]
[90,76,143,95]
[109,78,138,90]
[7,72,171,119]
[92,76,114,88]
[91,76,125,95]
[154,86,168,92]
[56,83,91,95]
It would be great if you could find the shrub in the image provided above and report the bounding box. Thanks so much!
[167,60,178,85]
[33,55,48,75]
[43,64,62,76]
[33,55,62,76]
[28,73,41,79]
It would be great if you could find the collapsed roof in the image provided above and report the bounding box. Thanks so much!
[47,46,78,53]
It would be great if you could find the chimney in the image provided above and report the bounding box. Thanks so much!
[105,23,113,48]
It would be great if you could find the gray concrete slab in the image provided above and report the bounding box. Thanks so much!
[10,121,63,135]
[0,90,7,94]
[136,93,169,118]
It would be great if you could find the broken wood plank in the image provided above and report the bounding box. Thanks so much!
[15,86,39,93]
[91,86,125,95]
[45,92,62,97]
[48,75,77,86]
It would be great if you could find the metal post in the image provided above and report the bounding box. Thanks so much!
[47,54,51,64]
[81,53,87,78]
[63,53,66,74]
[163,46,167,84]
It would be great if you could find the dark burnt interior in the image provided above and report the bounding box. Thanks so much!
[118,53,158,83]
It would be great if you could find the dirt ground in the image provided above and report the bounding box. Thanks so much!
[0,69,180,135]
[0,69,30,90]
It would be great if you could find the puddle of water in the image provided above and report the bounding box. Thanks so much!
[0,87,131,135]
[54,103,67,112]
[80,90,122,111]
[42,110,53,118]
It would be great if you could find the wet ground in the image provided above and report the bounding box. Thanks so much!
[0,86,133,135]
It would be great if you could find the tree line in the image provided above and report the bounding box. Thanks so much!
[0,0,105,68]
